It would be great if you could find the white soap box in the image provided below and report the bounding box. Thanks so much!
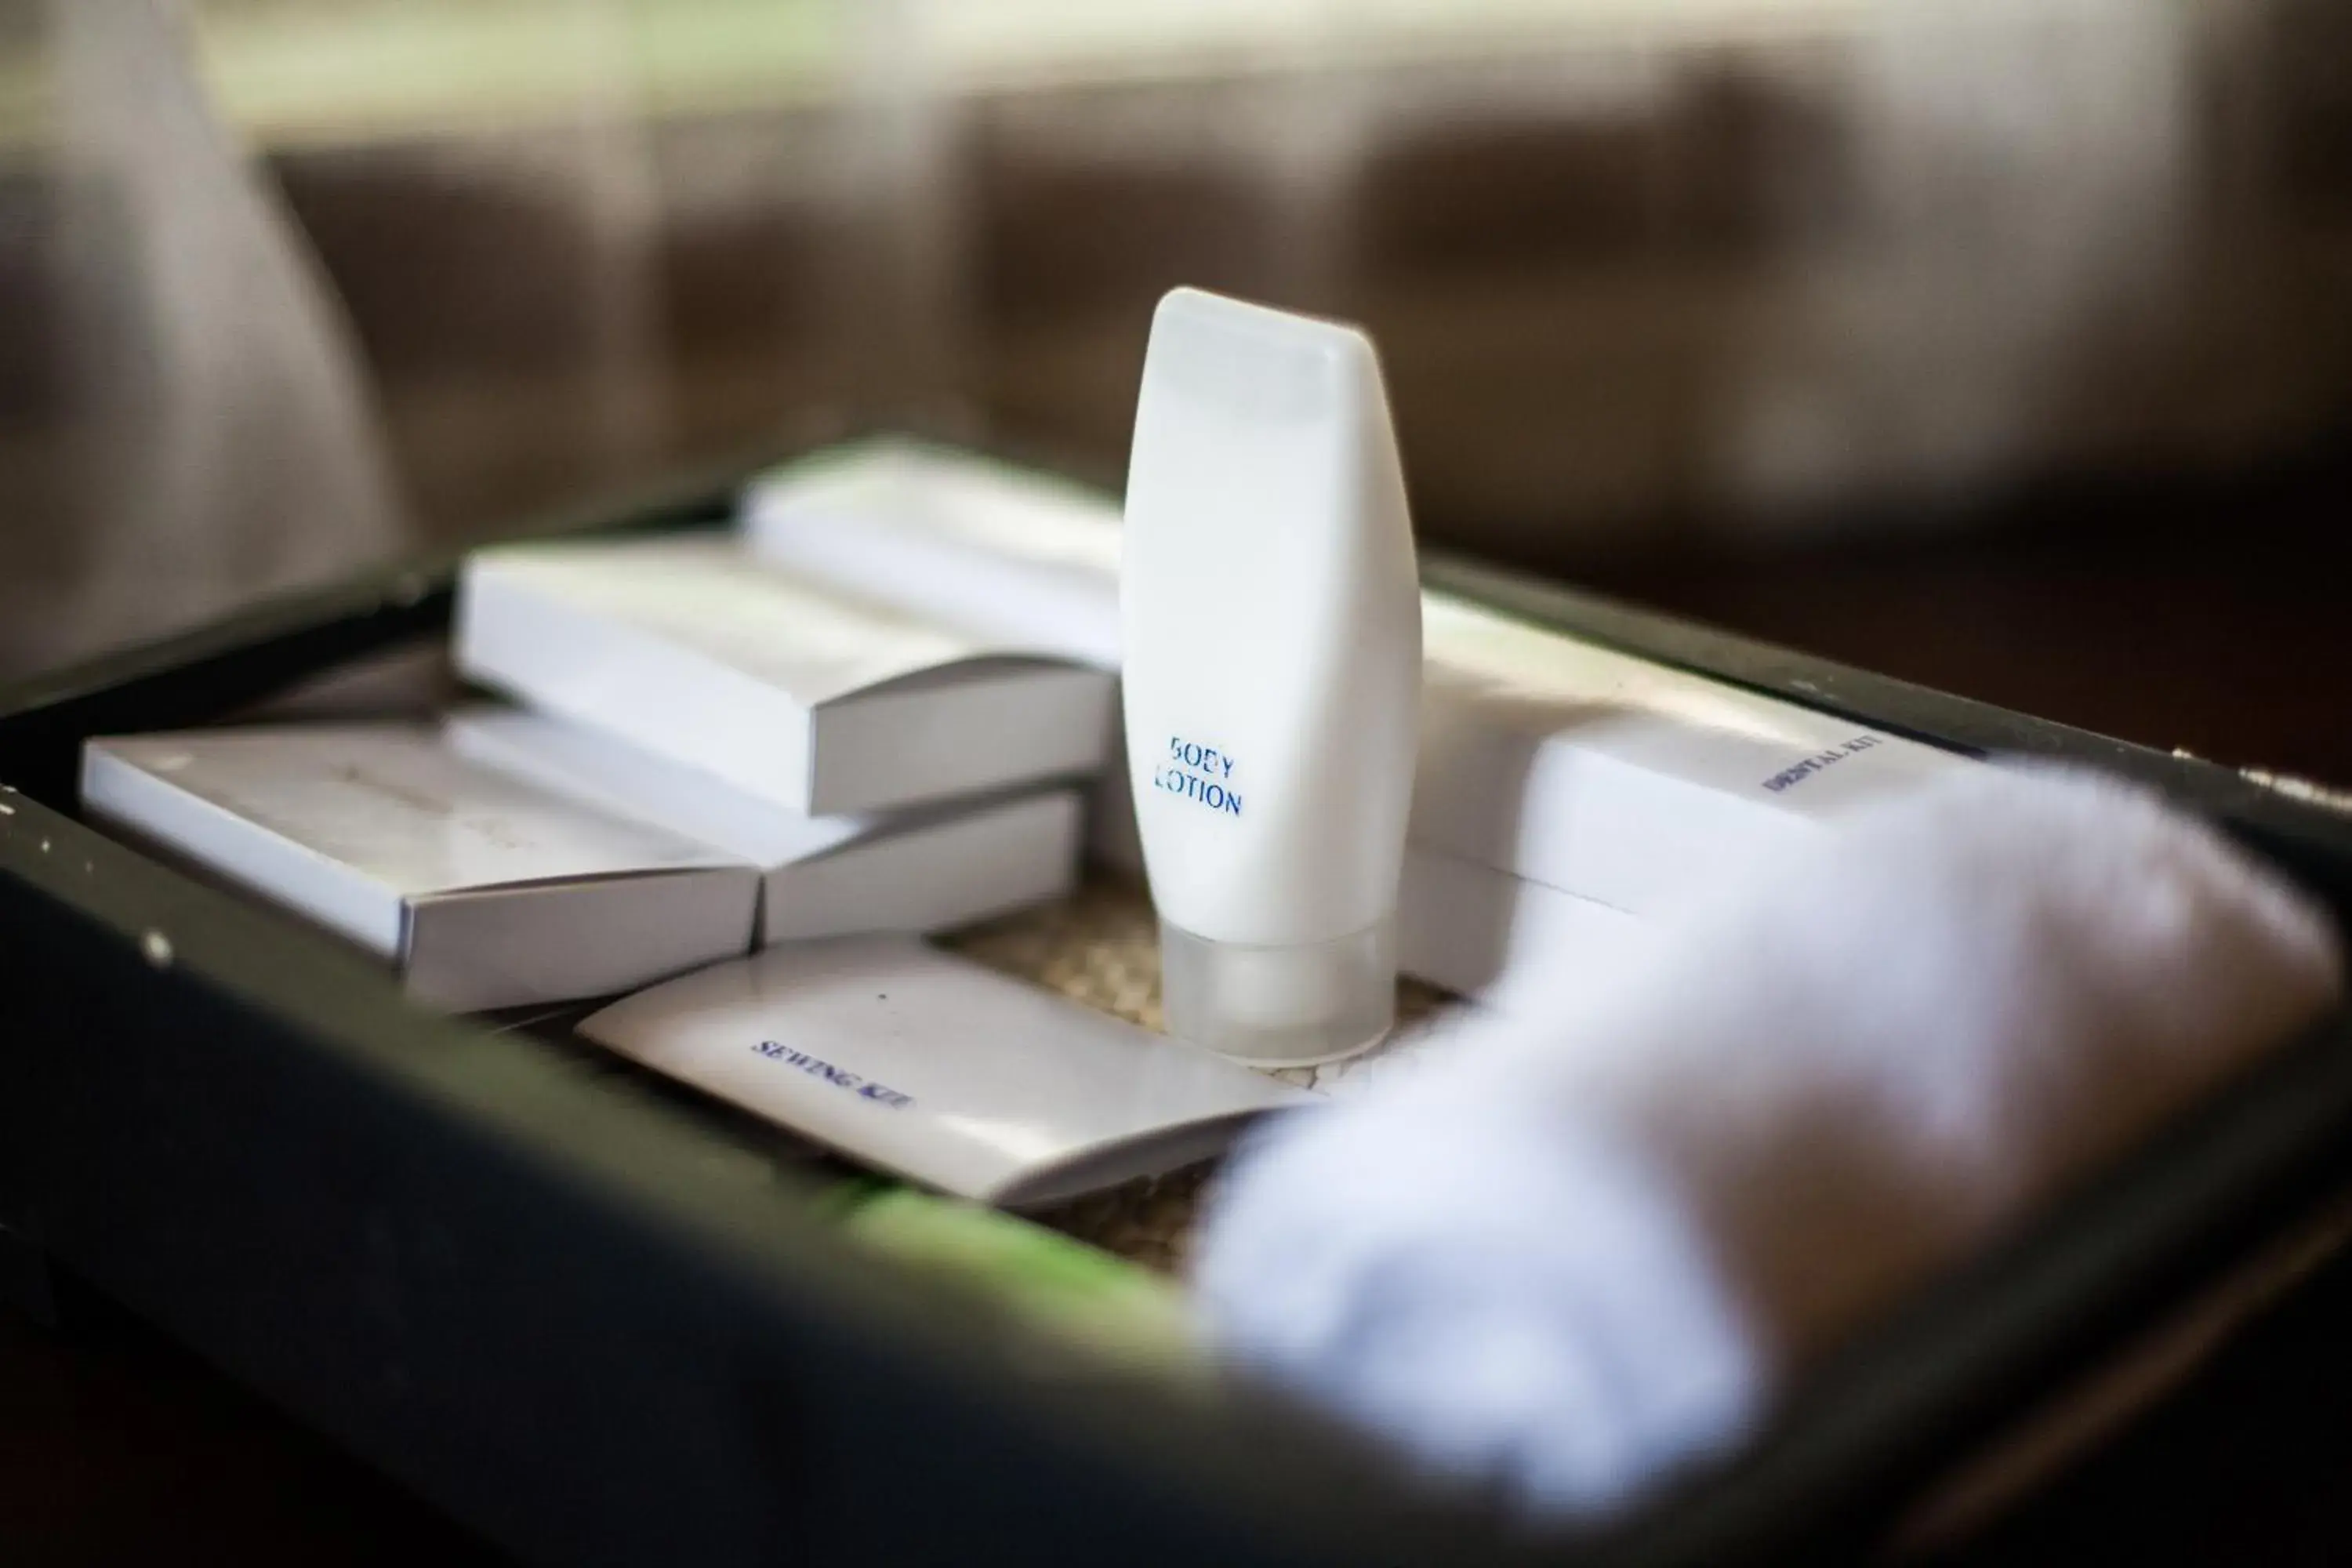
[579,938,1309,1207]
[455,535,1117,816]
[81,724,762,1011]
[446,706,1083,946]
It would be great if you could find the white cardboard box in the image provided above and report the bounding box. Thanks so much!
[81,723,760,1011]
[1409,595,1967,913]
[1087,766,1657,1020]
[579,938,1309,1207]
[740,439,1125,667]
[446,706,1083,946]
[456,535,1118,815]
[1394,843,1661,1019]
[745,441,1973,917]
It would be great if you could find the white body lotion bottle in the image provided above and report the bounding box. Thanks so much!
[1122,288,1423,1066]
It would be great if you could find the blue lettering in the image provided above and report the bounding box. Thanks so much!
[753,1040,913,1109]
[1761,735,1877,793]
[1156,735,1245,819]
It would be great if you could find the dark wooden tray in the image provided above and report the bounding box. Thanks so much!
[6,458,2352,1566]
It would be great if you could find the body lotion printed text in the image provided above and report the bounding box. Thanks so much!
[1153,736,1243,816]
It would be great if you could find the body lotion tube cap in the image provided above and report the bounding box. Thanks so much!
[1159,917,1396,1069]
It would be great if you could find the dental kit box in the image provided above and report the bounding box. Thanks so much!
[577,937,1309,1208]
[448,706,1083,946]
[80,723,760,1011]
[455,535,1118,816]
[1396,844,1660,1018]
[744,442,1973,918]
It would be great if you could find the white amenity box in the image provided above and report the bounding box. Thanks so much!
[448,706,1083,946]
[81,723,760,1011]
[744,441,1974,919]
[456,535,1118,816]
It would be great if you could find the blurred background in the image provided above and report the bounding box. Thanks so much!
[2,0,2348,764]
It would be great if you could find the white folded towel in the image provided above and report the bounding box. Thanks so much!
[1193,765,2344,1519]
